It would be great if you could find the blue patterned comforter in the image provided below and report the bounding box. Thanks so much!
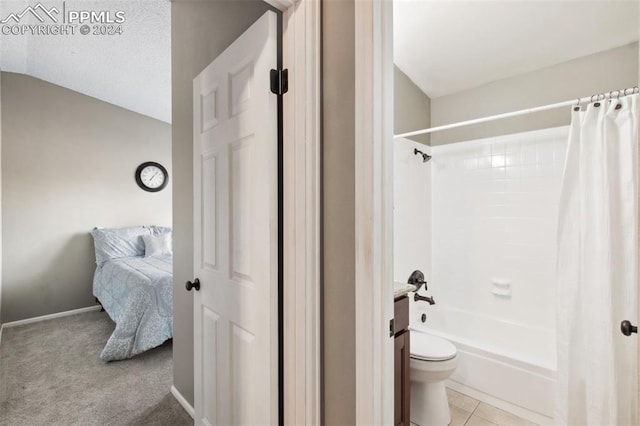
[93,255,173,361]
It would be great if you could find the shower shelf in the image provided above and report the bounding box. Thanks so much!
[491,279,512,298]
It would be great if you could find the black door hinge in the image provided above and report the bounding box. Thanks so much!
[389,318,395,337]
[270,69,288,96]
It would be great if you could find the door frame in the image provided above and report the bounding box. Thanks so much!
[267,0,394,423]
[263,0,321,424]
[353,0,395,424]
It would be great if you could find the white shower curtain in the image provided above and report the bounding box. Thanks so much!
[556,93,639,426]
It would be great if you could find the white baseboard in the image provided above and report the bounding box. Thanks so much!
[447,380,554,426]
[171,385,195,419]
[0,305,102,329]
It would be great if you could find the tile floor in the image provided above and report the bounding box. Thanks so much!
[411,389,539,426]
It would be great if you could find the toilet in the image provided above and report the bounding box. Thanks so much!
[410,329,458,426]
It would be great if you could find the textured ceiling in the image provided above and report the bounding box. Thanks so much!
[394,0,640,99]
[0,0,171,123]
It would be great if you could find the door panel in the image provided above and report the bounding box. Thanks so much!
[193,11,278,426]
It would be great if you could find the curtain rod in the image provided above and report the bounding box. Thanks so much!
[394,87,640,139]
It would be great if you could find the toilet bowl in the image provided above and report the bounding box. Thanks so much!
[410,329,458,426]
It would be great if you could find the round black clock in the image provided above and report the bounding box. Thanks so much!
[135,162,168,192]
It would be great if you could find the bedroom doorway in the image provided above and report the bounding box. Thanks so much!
[191,10,281,425]
[0,2,177,423]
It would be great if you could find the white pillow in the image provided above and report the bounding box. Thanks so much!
[91,226,150,265]
[143,233,172,258]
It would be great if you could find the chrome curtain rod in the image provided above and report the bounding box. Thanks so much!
[394,87,640,139]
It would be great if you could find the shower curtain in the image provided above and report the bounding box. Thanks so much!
[556,93,639,426]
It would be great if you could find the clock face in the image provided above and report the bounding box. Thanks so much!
[136,162,168,192]
[141,165,165,189]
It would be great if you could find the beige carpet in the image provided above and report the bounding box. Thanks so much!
[0,310,193,426]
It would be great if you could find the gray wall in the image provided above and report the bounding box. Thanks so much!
[323,0,357,423]
[431,42,639,145]
[394,65,431,145]
[171,0,272,406]
[1,72,172,323]
[0,72,3,323]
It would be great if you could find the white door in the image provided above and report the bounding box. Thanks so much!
[192,11,278,426]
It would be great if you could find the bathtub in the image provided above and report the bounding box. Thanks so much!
[410,304,556,424]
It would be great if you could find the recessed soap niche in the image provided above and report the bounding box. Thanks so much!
[491,278,512,298]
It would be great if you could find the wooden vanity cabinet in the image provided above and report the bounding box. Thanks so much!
[394,295,410,426]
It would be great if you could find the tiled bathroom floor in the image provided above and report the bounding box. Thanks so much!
[411,389,539,426]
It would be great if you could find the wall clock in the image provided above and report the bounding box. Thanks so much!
[135,162,168,192]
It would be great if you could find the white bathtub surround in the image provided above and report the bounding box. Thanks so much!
[395,127,569,423]
[555,95,639,426]
[431,126,568,334]
[393,138,432,284]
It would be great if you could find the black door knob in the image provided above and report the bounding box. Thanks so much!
[621,320,637,336]
[186,278,200,292]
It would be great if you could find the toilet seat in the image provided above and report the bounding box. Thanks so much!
[410,330,457,361]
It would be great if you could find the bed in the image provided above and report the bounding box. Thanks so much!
[91,226,173,361]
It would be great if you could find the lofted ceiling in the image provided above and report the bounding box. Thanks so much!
[394,0,640,99]
[0,0,171,123]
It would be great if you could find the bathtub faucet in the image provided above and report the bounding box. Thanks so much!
[414,293,435,305]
